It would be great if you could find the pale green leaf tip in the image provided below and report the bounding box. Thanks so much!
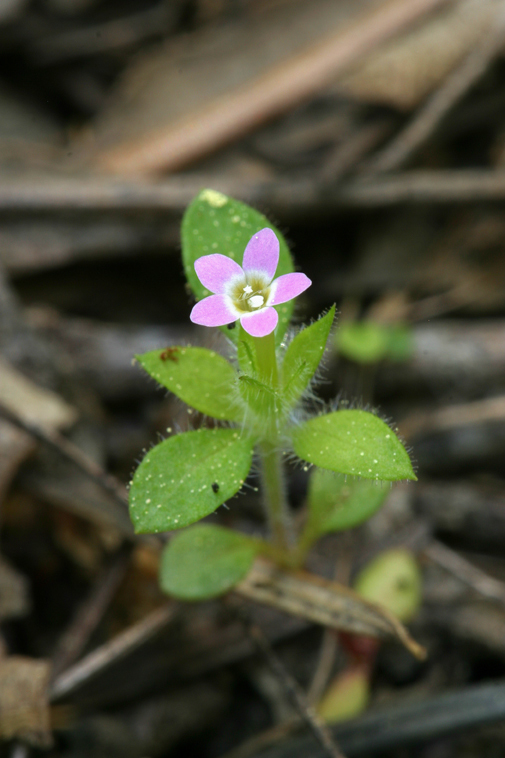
[199,189,229,207]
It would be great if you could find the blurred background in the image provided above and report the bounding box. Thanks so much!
[3,0,505,756]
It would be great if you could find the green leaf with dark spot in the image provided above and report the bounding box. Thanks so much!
[136,346,243,422]
[129,428,254,533]
[182,190,295,343]
[291,410,416,481]
[282,306,335,406]
[159,524,258,600]
[305,469,389,541]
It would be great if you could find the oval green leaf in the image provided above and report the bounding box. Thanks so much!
[354,548,422,622]
[292,410,416,481]
[160,524,258,600]
[307,469,390,538]
[336,321,414,364]
[129,428,254,533]
[136,346,243,422]
[336,321,389,364]
[182,189,295,342]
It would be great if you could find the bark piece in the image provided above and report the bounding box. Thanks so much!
[30,311,193,400]
[0,355,77,432]
[0,355,78,508]
[88,0,451,174]
[339,0,501,109]
[0,657,52,747]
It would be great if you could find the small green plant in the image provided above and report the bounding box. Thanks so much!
[128,189,417,601]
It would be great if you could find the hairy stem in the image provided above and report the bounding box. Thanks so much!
[259,438,293,550]
[254,331,279,387]
[252,332,293,550]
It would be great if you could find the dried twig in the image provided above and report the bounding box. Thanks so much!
[342,170,505,204]
[364,2,505,174]
[97,0,453,174]
[307,631,339,706]
[5,170,505,214]
[253,680,505,758]
[219,718,301,758]
[33,0,178,63]
[234,604,347,758]
[399,394,505,440]
[424,540,505,607]
[319,119,392,185]
[307,534,354,705]
[50,603,176,701]
[0,403,129,515]
[50,543,133,680]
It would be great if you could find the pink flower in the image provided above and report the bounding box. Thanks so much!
[190,229,311,338]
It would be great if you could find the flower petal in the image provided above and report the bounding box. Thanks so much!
[190,295,239,327]
[194,254,243,294]
[242,228,279,281]
[268,273,311,305]
[240,307,278,337]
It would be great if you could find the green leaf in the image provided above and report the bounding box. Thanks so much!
[336,321,389,363]
[159,524,258,600]
[136,346,243,422]
[182,190,295,342]
[386,324,413,362]
[336,321,414,364]
[282,306,335,406]
[291,409,416,481]
[129,428,254,533]
[317,666,370,724]
[354,548,422,622]
[306,469,389,538]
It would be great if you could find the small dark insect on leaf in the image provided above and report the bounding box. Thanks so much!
[212,482,219,493]
[160,348,180,362]
[227,322,236,330]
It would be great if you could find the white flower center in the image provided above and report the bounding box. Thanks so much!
[248,294,264,309]
[230,274,270,313]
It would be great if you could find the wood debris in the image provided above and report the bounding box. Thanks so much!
[2,0,505,755]
[0,657,52,747]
